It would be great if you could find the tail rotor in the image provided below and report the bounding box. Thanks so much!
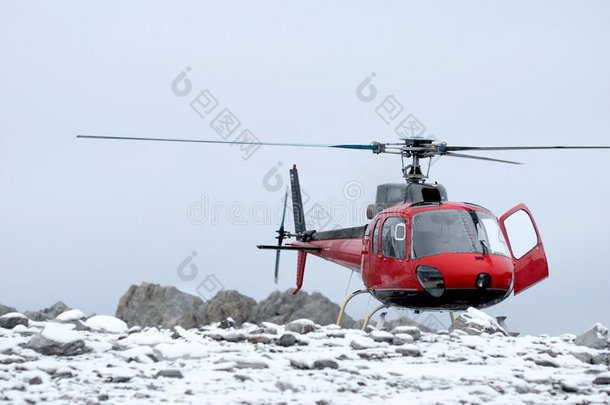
[274,187,289,283]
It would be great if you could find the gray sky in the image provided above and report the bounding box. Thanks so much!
[1,1,608,336]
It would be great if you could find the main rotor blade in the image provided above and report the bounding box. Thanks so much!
[444,152,522,165]
[444,145,610,152]
[76,135,380,151]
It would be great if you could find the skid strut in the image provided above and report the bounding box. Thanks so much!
[336,290,370,327]
[361,304,390,330]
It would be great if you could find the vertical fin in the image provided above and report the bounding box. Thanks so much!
[292,250,307,295]
[290,165,306,238]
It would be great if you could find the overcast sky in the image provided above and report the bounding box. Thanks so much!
[1,1,609,335]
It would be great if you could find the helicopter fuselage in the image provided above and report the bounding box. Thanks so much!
[292,201,547,311]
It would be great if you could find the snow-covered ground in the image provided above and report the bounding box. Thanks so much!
[0,313,608,404]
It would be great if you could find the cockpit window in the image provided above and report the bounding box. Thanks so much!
[411,209,510,259]
[381,217,407,260]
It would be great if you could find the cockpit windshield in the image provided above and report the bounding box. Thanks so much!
[411,209,510,259]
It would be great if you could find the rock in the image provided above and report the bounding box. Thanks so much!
[391,326,421,340]
[571,350,606,365]
[155,369,183,379]
[350,337,376,350]
[313,359,339,369]
[56,309,86,322]
[385,316,436,333]
[116,282,205,329]
[575,323,608,350]
[277,333,297,347]
[276,380,298,392]
[28,376,43,385]
[85,315,128,334]
[219,317,236,329]
[289,359,310,369]
[222,331,246,342]
[370,330,394,343]
[396,345,422,357]
[0,303,17,317]
[25,302,70,321]
[248,290,358,328]
[285,319,316,334]
[392,333,414,345]
[0,312,28,329]
[246,334,275,344]
[593,372,610,385]
[27,325,90,356]
[448,308,507,336]
[235,360,269,369]
[198,290,257,326]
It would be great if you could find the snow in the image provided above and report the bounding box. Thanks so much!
[40,324,83,344]
[0,316,608,404]
[55,309,86,322]
[84,315,127,333]
[0,312,26,319]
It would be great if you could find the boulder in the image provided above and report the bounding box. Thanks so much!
[448,307,507,336]
[27,325,89,356]
[0,303,17,317]
[115,282,205,329]
[248,289,357,328]
[25,302,70,321]
[285,319,316,334]
[85,315,128,334]
[198,290,256,326]
[56,309,86,322]
[0,312,28,329]
[575,323,608,350]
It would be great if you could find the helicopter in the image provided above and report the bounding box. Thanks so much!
[77,134,610,327]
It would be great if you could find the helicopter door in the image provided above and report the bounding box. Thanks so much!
[499,204,549,294]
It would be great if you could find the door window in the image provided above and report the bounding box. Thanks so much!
[381,217,407,259]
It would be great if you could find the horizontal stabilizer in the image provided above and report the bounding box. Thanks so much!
[257,245,321,252]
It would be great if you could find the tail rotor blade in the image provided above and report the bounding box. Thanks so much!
[274,187,289,284]
[273,250,281,284]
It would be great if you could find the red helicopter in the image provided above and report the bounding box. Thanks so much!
[77,135,610,326]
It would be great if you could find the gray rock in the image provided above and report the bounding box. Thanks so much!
[198,290,257,326]
[0,312,28,329]
[571,350,606,365]
[575,323,608,350]
[248,290,358,328]
[313,359,339,369]
[396,346,422,357]
[285,319,316,334]
[246,334,275,344]
[448,308,507,336]
[277,333,297,347]
[391,326,421,341]
[155,369,183,379]
[115,282,205,329]
[25,302,70,321]
[235,360,269,369]
[593,372,610,385]
[0,303,17,317]
[28,376,42,385]
[27,331,90,356]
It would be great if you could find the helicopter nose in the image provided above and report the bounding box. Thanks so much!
[476,273,492,289]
